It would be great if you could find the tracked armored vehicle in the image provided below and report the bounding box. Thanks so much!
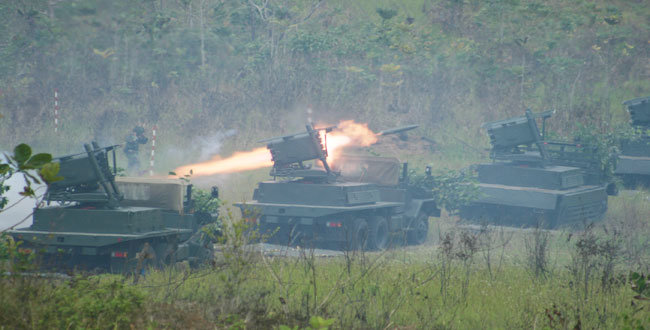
[237,125,440,250]
[8,143,217,273]
[460,110,612,228]
[616,96,650,187]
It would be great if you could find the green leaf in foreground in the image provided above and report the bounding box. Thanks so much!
[39,162,63,183]
[0,164,10,175]
[13,144,31,164]
[26,153,53,168]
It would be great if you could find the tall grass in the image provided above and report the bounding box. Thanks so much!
[1,189,648,329]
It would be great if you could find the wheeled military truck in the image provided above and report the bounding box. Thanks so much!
[237,125,440,250]
[8,142,218,273]
[616,96,650,187]
[459,110,612,228]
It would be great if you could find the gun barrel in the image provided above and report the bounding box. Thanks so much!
[258,125,337,144]
[378,124,419,136]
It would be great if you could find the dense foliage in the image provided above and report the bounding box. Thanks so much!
[192,188,221,213]
[410,168,479,213]
[568,123,630,181]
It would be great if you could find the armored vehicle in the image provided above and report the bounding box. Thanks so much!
[460,110,611,228]
[8,142,218,273]
[237,125,440,250]
[616,96,650,187]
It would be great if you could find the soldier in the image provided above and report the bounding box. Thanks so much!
[124,126,148,175]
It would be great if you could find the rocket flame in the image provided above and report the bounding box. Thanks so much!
[322,120,378,163]
[173,120,379,177]
[173,147,272,177]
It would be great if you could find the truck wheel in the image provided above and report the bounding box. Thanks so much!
[407,213,429,245]
[154,241,176,267]
[369,216,389,250]
[349,219,369,250]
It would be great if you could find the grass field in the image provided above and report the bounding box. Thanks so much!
[1,189,648,329]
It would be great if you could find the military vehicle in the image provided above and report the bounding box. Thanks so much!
[615,96,650,187]
[8,142,218,273]
[237,125,440,250]
[459,110,612,228]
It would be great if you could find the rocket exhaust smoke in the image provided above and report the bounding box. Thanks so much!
[321,120,378,164]
[172,120,379,178]
[172,147,273,177]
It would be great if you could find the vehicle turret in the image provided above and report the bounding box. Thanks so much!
[483,109,553,164]
[460,109,610,228]
[624,96,650,127]
[260,123,418,181]
[8,142,219,273]
[260,124,335,180]
[616,96,650,187]
[45,142,122,208]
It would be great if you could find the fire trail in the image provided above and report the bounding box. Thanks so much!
[173,120,382,177]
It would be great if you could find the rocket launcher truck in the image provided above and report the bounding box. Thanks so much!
[8,142,218,273]
[237,124,440,250]
[459,110,613,228]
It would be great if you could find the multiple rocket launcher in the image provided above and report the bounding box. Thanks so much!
[6,98,649,264]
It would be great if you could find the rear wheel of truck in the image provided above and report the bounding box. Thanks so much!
[407,213,429,245]
[348,218,369,250]
[154,239,177,268]
[369,216,389,250]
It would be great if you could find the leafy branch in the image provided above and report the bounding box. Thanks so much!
[1,143,61,210]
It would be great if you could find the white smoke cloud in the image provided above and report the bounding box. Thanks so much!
[196,129,237,161]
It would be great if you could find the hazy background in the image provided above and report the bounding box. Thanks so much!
[1,0,648,203]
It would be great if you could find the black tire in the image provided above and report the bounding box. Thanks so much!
[348,219,369,250]
[369,216,389,250]
[154,241,175,267]
[407,213,429,245]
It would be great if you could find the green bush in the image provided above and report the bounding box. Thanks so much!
[409,168,479,213]
[42,277,145,329]
[0,276,147,329]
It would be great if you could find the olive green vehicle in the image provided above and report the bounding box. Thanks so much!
[616,96,650,188]
[237,125,440,250]
[8,143,218,273]
[460,110,614,228]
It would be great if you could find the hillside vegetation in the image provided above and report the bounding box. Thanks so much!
[1,0,648,166]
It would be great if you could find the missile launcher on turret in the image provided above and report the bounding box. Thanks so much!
[460,110,612,228]
[237,124,439,250]
[616,96,650,187]
[8,143,218,273]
